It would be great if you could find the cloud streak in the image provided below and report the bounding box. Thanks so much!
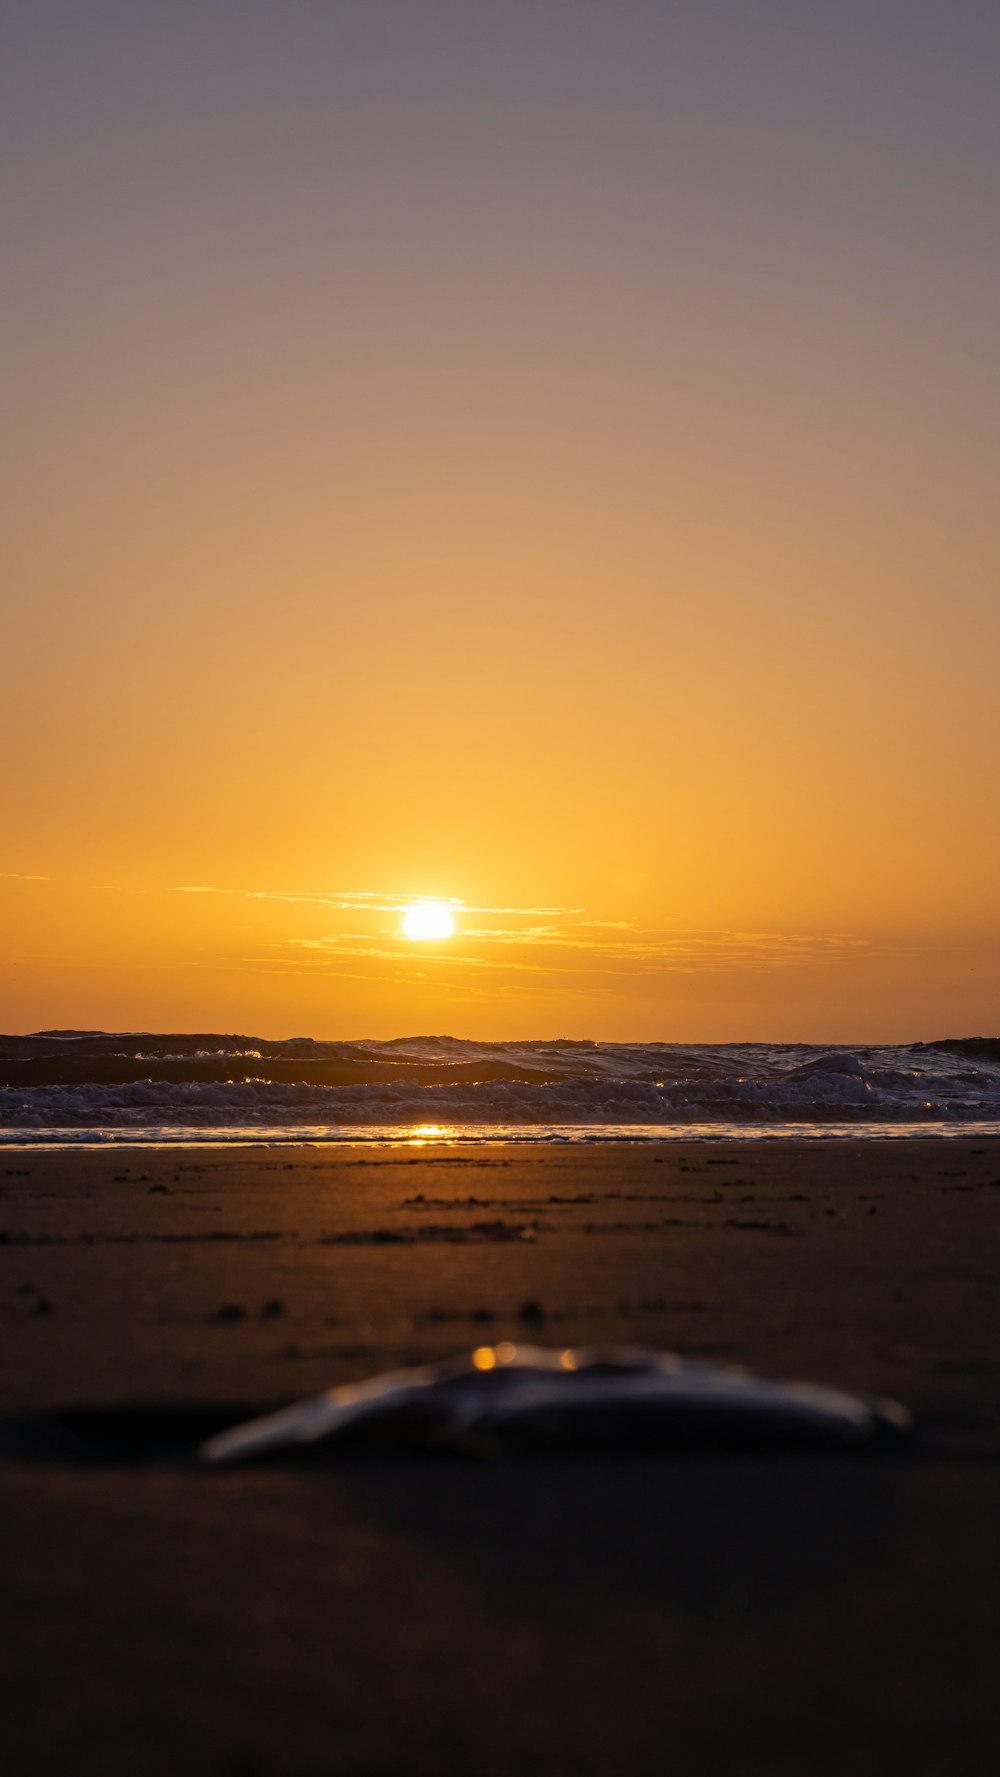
[174,885,581,918]
[173,881,872,997]
[279,927,870,981]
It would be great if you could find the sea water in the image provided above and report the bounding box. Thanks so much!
[1,1033,998,1144]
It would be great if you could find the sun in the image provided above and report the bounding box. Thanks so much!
[402,899,456,942]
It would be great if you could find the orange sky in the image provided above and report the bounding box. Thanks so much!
[3,4,998,1040]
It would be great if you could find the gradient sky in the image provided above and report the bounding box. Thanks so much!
[3,1,998,1040]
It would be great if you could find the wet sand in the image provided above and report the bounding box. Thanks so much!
[2,1140,999,1776]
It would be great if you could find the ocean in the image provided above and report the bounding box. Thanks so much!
[1,1032,999,1145]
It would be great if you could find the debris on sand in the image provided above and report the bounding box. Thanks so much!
[201,1345,911,1465]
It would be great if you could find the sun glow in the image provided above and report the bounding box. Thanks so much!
[402,900,456,941]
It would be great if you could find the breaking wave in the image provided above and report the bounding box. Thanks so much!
[1,1033,999,1141]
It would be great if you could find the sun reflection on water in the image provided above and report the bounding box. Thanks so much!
[404,1123,459,1145]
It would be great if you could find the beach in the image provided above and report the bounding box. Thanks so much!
[2,1138,999,1775]
[6,0,999,1769]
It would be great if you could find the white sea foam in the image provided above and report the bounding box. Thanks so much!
[1,1036,999,1140]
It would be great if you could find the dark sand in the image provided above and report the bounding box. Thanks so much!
[2,1140,999,1776]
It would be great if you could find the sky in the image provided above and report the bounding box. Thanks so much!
[2,1,998,1041]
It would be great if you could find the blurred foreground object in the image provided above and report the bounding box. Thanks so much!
[202,1346,912,1464]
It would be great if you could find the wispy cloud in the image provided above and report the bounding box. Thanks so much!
[173,882,871,997]
[174,885,580,918]
[0,872,50,882]
[278,926,869,982]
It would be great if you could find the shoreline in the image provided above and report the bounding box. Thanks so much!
[4,1122,1000,1148]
